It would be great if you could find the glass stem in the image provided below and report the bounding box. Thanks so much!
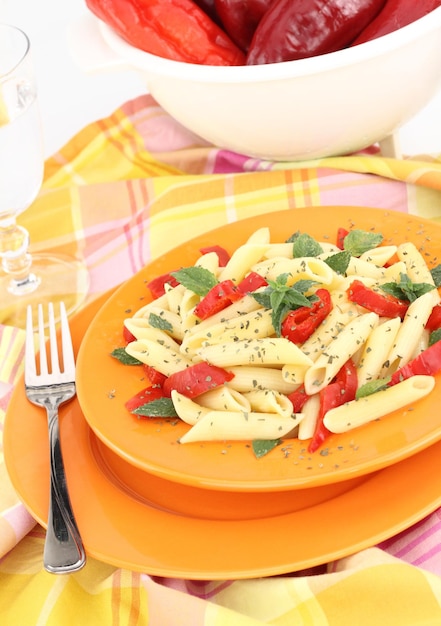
[0,216,40,295]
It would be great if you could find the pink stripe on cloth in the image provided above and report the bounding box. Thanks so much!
[379,510,441,575]
[3,503,36,544]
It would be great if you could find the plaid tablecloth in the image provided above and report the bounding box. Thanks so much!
[1,94,441,625]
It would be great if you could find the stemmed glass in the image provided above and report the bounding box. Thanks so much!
[0,24,88,328]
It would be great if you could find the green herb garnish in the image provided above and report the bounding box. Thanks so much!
[324,250,351,275]
[431,264,441,288]
[111,347,142,365]
[343,229,383,256]
[148,312,173,332]
[381,273,435,302]
[170,266,218,296]
[132,397,178,417]
[292,232,323,258]
[355,377,391,399]
[429,328,441,347]
[252,439,281,458]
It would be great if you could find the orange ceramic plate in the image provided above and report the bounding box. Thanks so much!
[5,290,441,578]
[76,207,441,491]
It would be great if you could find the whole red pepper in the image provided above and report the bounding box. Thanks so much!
[281,288,333,344]
[86,0,245,66]
[347,279,409,319]
[352,0,441,46]
[246,0,387,65]
[214,0,275,52]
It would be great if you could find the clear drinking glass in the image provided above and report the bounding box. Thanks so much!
[0,24,88,327]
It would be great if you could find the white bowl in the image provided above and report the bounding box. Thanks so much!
[75,9,441,161]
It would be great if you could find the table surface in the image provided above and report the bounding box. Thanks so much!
[2,0,441,159]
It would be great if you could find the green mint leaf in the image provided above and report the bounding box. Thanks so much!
[324,250,351,275]
[148,312,173,332]
[355,377,391,399]
[170,267,218,296]
[292,233,323,258]
[252,439,281,458]
[285,231,300,243]
[381,273,435,303]
[430,264,441,288]
[132,397,179,418]
[429,328,441,347]
[343,229,383,257]
[111,347,142,365]
[291,279,318,294]
[251,291,272,309]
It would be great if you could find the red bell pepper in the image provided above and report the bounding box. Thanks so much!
[146,271,180,298]
[86,0,245,66]
[308,358,358,452]
[287,384,309,412]
[143,365,168,387]
[193,279,243,320]
[281,288,333,344]
[246,0,386,64]
[199,245,231,267]
[163,361,234,397]
[214,0,275,51]
[347,280,409,319]
[123,325,137,343]
[237,271,268,294]
[426,302,441,331]
[389,339,441,385]
[125,385,165,412]
[352,0,441,46]
[336,227,349,250]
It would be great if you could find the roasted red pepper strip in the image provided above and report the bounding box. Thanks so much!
[287,384,309,412]
[214,0,275,51]
[86,0,245,66]
[347,280,409,319]
[308,358,358,452]
[199,245,231,267]
[193,279,243,320]
[246,0,386,64]
[389,340,441,385]
[336,227,349,250]
[125,385,165,412]
[237,271,268,293]
[426,302,441,331]
[146,271,180,298]
[143,365,168,387]
[123,325,137,343]
[352,0,441,46]
[163,362,234,398]
[281,288,332,344]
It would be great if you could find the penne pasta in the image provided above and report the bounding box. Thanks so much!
[218,244,270,283]
[359,245,397,267]
[323,375,435,433]
[179,409,303,443]
[226,366,298,394]
[197,337,313,368]
[171,390,210,426]
[356,317,401,385]
[251,256,334,287]
[243,389,294,418]
[125,339,192,376]
[303,312,379,394]
[297,393,320,440]
[197,387,251,412]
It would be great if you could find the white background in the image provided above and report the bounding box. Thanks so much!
[2,0,441,158]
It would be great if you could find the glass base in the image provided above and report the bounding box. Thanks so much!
[0,253,89,328]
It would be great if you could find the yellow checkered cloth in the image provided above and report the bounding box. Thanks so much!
[2,94,441,625]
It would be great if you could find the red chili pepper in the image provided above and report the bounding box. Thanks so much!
[281,288,333,344]
[336,227,349,250]
[85,0,245,66]
[426,302,441,331]
[347,280,409,319]
[125,385,165,412]
[214,0,275,51]
[246,0,387,64]
[199,245,231,267]
[237,271,268,293]
[146,272,180,298]
[308,358,358,452]
[163,362,234,398]
[352,0,441,46]
[389,340,441,385]
[193,279,243,320]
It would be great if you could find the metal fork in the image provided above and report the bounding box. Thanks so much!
[25,302,86,574]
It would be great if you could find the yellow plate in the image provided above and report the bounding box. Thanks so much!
[76,206,441,490]
[5,288,441,578]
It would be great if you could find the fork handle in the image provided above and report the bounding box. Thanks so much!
[44,409,86,574]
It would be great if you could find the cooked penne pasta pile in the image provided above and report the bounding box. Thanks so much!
[118,225,441,454]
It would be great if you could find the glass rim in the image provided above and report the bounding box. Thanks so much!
[0,23,31,80]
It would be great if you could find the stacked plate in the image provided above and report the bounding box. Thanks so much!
[5,206,441,579]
